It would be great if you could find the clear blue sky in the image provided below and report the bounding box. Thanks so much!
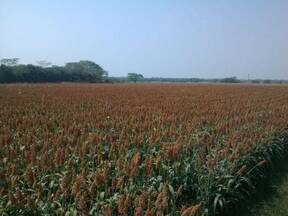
[0,0,287,79]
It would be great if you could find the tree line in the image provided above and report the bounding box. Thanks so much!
[110,76,287,84]
[1,58,286,84]
[0,58,108,83]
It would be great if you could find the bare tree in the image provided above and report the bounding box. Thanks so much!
[36,60,52,67]
[0,58,19,66]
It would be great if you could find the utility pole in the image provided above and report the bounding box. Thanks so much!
[248,74,250,82]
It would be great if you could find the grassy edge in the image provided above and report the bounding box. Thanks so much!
[245,165,288,216]
[205,131,288,216]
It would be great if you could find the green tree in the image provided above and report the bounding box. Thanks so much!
[127,73,144,83]
[263,79,271,84]
[220,76,240,83]
[65,60,107,82]
[0,59,108,83]
[0,65,14,83]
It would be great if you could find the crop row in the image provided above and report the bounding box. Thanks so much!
[0,84,287,215]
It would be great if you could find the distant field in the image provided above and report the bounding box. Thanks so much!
[0,84,288,215]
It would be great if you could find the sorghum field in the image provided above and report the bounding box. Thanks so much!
[0,84,288,216]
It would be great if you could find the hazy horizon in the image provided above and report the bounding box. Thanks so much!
[1,0,287,80]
